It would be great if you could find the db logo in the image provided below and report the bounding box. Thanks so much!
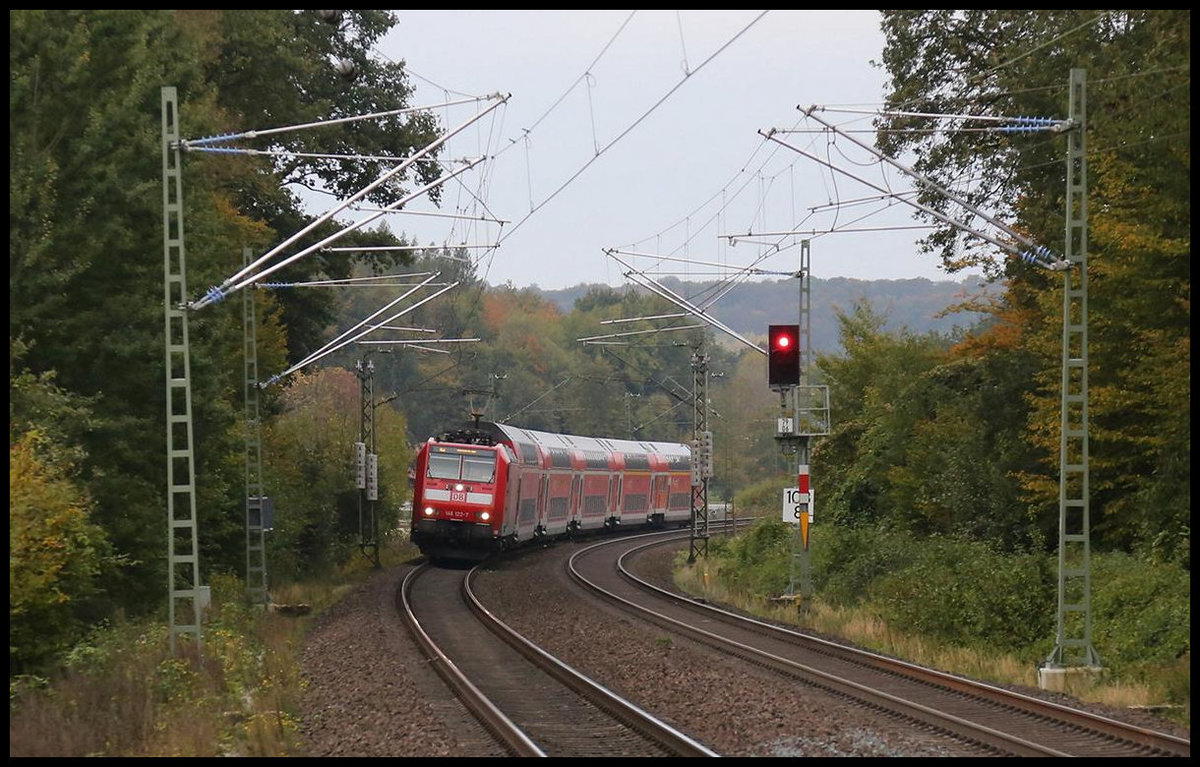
[450,491,467,503]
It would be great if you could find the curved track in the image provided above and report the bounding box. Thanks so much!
[566,530,1190,758]
[400,560,717,757]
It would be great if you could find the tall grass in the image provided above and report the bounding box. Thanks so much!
[674,550,1189,726]
[9,536,420,757]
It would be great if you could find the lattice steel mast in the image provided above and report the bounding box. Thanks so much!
[162,86,204,652]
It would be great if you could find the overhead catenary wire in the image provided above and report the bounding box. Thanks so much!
[661,18,1142,283]
[323,244,494,252]
[402,11,774,359]
[259,272,437,288]
[498,377,574,425]
[605,249,797,277]
[183,95,493,147]
[372,11,775,344]
[577,324,704,343]
[358,337,480,346]
[195,156,485,310]
[260,274,458,387]
[816,106,1066,129]
[610,252,764,355]
[620,14,1184,301]
[277,271,443,371]
[763,117,1068,271]
[487,11,769,252]
[184,147,454,164]
[348,203,510,225]
[187,95,507,309]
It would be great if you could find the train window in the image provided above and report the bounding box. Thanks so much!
[624,453,650,470]
[623,494,648,512]
[428,454,461,479]
[462,456,496,483]
[583,495,606,515]
[518,497,536,524]
[518,443,540,465]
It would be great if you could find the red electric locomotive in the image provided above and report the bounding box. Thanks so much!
[411,420,694,562]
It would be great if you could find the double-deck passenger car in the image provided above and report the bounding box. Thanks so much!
[411,421,693,561]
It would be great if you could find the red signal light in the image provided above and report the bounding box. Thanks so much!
[768,324,800,387]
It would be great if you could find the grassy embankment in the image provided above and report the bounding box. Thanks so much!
[9,537,421,757]
[674,514,1190,729]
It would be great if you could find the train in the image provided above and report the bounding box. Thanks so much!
[410,420,696,561]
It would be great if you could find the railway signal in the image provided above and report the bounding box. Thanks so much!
[768,324,800,387]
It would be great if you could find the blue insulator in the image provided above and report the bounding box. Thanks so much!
[190,132,232,146]
[1019,245,1059,268]
[203,285,227,305]
[1003,115,1055,133]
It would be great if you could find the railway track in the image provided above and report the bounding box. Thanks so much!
[399,559,718,757]
[566,530,1191,758]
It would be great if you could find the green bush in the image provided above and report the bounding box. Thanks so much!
[805,526,1190,676]
[10,432,118,674]
[733,475,794,515]
[1090,551,1190,671]
[811,524,919,607]
[711,517,793,598]
[867,536,1055,651]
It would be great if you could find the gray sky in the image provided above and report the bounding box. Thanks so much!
[365,10,974,290]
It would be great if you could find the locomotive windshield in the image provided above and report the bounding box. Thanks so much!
[427,449,496,482]
[463,456,496,482]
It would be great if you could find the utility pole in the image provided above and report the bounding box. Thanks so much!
[243,247,269,605]
[688,341,712,563]
[1043,68,1101,680]
[772,241,830,607]
[768,73,1096,681]
[162,86,205,654]
[790,240,813,602]
[355,351,389,568]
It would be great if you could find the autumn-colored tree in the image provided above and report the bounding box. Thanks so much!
[877,10,1190,561]
[10,431,121,673]
[262,367,410,579]
[10,9,437,632]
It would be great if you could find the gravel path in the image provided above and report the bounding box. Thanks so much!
[298,539,1188,757]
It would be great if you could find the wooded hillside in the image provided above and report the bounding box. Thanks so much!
[10,10,1189,676]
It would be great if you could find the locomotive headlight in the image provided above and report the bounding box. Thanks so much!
[454,483,465,492]
[479,511,491,521]
[423,506,435,517]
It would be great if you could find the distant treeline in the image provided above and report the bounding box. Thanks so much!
[533,275,999,354]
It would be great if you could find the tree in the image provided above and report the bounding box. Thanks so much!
[10,10,236,608]
[814,301,947,529]
[10,433,117,673]
[876,10,1190,560]
[9,9,441,626]
[10,345,132,674]
[262,368,362,578]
